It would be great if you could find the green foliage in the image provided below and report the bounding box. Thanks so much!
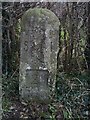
[56,72,89,119]
[2,97,11,112]
[61,28,69,41]
[61,28,64,40]
[48,104,56,120]
[2,74,19,98]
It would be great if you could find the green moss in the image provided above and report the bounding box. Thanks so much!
[23,8,59,19]
[21,8,60,30]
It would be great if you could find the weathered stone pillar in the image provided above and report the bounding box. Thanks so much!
[19,8,60,102]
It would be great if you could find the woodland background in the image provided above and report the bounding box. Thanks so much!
[2,2,90,119]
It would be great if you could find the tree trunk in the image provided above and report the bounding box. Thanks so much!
[84,2,90,71]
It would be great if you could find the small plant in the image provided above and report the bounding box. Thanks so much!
[48,104,56,120]
[2,97,11,112]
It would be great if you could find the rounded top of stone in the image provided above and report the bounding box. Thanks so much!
[21,8,60,29]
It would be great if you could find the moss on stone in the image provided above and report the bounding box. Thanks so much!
[21,8,60,30]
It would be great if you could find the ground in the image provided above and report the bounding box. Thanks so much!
[2,97,64,120]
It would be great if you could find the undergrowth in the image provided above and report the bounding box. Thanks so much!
[56,72,90,119]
